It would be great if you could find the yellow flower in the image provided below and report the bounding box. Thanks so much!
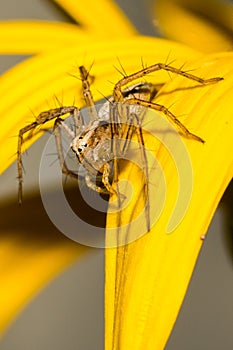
[0,0,232,348]
[154,0,233,52]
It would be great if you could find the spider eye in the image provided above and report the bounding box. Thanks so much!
[78,148,82,153]
[84,143,87,147]
[79,136,83,139]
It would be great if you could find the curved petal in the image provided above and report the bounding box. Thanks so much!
[52,0,136,36]
[154,0,233,52]
[0,0,137,55]
[105,52,233,349]
[0,199,88,334]
[0,21,95,54]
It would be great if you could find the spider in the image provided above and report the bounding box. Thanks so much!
[17,63,222,230]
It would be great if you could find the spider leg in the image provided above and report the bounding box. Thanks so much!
[17,106,79,204]
[120,119,135,156]
[126,98,205,143]
[84,173,109,194]
[102,162,117,195]
[18,120,38,204]
[109,103,121,186]
[132,112,150,231]
[53,118,79,180]
[71,107,83,136]
[109,107,150,231]
[113,62,223,101]
[79,66,98,121]
[120,112,150,231]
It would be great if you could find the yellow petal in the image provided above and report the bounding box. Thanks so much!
[0,196,88,333]
[0,21,95,54]
[52,0,136,36]
[0,0,137,55]
[154,0,233,52]
[105,52,233,349]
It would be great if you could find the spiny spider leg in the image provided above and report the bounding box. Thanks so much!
[113,62,223,102]
[17,106,79,204]
[109,103,120,187]
[102,162,117,195]
[120,114,135,155]
[131,112,150,231]
[85,173,110,195]
[113,62,222,142]
[79,66,98,121]
[126,98,205,143]
[53,118,79,181]
[82,164,115,196]
[119,111,150,231]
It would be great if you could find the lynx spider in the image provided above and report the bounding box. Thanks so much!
[18,63,222,228]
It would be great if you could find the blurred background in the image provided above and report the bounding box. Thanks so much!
[0,0,232,349]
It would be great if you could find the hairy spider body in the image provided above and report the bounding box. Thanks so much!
[17,63,222,231]
[71,119,112,175]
